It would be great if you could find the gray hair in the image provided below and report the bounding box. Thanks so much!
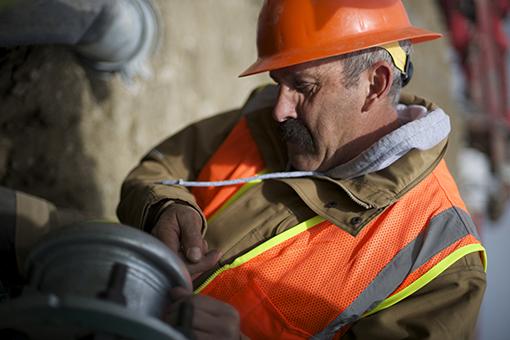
[339,40,412,106]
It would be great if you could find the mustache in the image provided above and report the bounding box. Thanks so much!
[278,119,315,152]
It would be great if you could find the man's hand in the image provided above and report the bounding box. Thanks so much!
[151,203,220,277]
[168,287,241,340]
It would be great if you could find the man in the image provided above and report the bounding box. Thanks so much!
[118,0,487,338]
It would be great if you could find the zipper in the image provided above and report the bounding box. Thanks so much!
[337,182,373,209]
[194,264,226,294]
[194,176,265,293]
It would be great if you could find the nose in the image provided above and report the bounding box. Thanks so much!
[273,84,298,123]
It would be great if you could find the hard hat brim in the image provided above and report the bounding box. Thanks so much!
[239,27,442,77]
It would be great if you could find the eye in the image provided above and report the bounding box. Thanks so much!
[294,81,318,96]
[293,81,310,93]
[294,83,307,92]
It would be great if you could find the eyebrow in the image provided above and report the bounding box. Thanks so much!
[270,71,316,88]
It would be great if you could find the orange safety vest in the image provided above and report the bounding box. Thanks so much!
[192,117,487,339]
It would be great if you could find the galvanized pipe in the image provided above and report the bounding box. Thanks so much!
[0,0,160,76]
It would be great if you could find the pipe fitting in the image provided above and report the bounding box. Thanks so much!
[0,222,191,339]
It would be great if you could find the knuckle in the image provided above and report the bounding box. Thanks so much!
[176,208,202,229]
[160,207,178,220]
[185,215,202,230]
[156,216,177,231]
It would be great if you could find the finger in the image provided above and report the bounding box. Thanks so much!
[169,286,192,301]
[193,329,215,340]
[191,308,222,333]
[151,210,181,252]
[190,301,240,338]
[191,294,238,318]
[152,223,181,253]
[187,249,221,277]
[178,211,205,263]
[164,294,194,338]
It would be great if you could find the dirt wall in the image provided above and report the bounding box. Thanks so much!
[0,0,267,219]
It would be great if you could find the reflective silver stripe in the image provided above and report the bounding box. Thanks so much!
[313,207,478,339]
[409,207,479,273]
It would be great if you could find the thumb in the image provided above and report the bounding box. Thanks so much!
[170,286,192,301]
[188,249,221,279]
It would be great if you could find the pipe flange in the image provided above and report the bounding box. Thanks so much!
[24,221,191,317]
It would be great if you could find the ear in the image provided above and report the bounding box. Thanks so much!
[362,61,393,112]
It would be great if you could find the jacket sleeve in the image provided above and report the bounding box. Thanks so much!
[1,187,84,282]
[343,252,486,339]
[116,109,242,231]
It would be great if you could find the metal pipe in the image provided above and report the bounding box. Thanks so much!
[0,0,160,77]
[0,222,191,339]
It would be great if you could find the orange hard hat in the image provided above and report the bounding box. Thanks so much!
[240,0,442,77]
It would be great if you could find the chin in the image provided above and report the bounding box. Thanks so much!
[289,154,320,172]
[287,144,322,171]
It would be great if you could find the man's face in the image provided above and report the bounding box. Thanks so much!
[270,59,366,172]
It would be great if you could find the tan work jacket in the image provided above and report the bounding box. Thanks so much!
[0,187,84,282]
[117,89,486,339]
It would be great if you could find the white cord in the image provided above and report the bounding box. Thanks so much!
[158,171,323,187]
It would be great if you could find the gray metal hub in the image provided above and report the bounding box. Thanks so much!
[0,222,192,339]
